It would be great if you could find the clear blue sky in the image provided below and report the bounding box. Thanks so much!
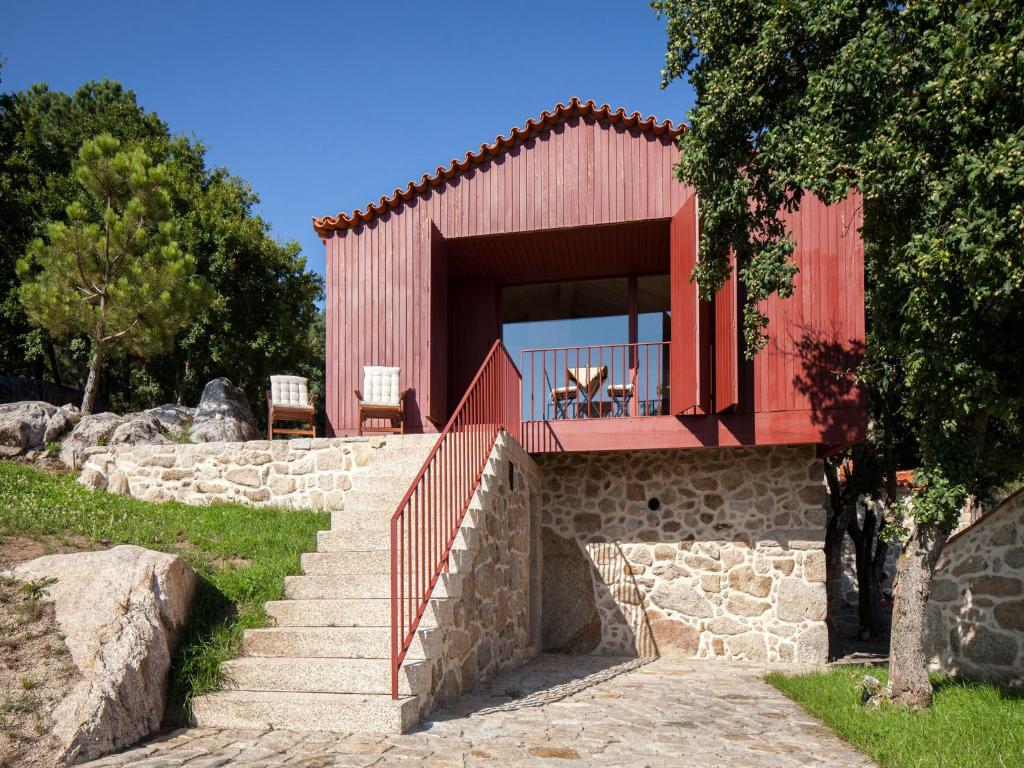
[3,1,695,284]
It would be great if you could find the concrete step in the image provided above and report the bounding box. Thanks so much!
[301,550,389,575]
[265,598,446,628]
[241,626,439,659]
[220,656,430,696]
[285,571,462,600]
[191,690,419,734]
[317,527,390,552]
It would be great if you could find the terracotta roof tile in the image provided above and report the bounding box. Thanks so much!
[311,97,685,236]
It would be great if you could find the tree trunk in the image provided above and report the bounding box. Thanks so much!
[81,343,104,415]
[850,503,886,640]
[824,510,850,631]
[869,532,890,638]
[888,522,948,709]
[823,461,855,635]
[47,340,63,387]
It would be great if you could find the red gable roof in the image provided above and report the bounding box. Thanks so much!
[311,97,685,236]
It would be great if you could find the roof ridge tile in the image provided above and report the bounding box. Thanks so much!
[312,97,685,236]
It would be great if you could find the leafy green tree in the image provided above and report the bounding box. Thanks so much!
[0,79,323,417]
[656,0,1024,707]
[17,134,207,413]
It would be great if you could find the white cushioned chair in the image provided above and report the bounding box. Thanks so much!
[354,366,409,435]
[268,375,318,439]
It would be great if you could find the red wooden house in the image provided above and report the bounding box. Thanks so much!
[315,98,864,453]
[303,99,865,717]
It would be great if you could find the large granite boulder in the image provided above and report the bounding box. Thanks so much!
[61,411,174,468]
[44,403,82,445]
[0,400,57,455]
[189,378,258,443]
[12,546,197,765]
[110,412,171,447]
[146,404,195,438]
[541,528,601,653]
[60,412,126,467]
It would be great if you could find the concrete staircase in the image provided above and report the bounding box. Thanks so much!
[191,434,455,734]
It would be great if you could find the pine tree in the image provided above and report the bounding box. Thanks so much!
[17,134,208,414]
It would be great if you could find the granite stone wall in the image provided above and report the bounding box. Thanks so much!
[75,435,435,511]
[536,445,830,664]
[926,489,1024,685]
[424,432,542,712]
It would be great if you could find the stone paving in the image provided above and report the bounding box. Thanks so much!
[83,655,875,768]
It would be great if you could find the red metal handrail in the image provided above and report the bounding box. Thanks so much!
[389,340,521,698]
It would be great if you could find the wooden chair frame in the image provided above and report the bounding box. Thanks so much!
[355,388,411,435]
[267,390,319,440]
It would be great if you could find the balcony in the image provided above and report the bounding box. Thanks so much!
[520,342,669,422]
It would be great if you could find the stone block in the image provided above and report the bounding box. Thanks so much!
[802,550,826,582]
[650,582,714,618]
[724,594,770,617]
[224,468,261,487]
[700,574,723,593]
[648,618,699,658]
[962,625,1018,667]
[971,576,1022,597]
[794,623,828,663]
[727,566,772,598]
[994,600,1024,631]
[269,476,296,495]
[777,577,826,623]
[315,451,343,471]
[727,632,767,661]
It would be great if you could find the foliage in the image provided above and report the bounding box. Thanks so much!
[0,461,328,712]
[767,665,1024,768]
[654,0,1024,529]
[0,79,324,419]
[17,134,207,412]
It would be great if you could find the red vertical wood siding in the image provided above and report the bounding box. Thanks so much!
[428,224,448,426]
[667,195,700,417]
[715,250,739,412]
[754,193,865,414]
[324,116,687,434]
[447,278,500,415]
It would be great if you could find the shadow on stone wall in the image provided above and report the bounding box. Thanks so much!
[536,446,831,665]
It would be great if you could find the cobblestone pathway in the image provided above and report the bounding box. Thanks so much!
[84,655,874,768]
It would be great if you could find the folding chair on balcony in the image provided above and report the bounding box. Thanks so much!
[606,383,634,416]
[547,369,578,419]
[354,365,410,435]
[268,375,318,439]
[568,366,608,418]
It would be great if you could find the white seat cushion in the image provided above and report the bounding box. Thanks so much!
[270,375,310,407]
[362,366,401,406]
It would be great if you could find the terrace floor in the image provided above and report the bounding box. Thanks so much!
[83,654,873,768]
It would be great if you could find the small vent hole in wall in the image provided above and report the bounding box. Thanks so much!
[509,462,515,490]
[647,497,661,511]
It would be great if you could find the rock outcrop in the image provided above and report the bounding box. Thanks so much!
[61,411,175,468]
[147,404,195,438]
[12,546,197,765]
[0,400,58,455]
[189,378,258,443]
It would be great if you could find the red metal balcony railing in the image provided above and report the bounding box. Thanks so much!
[520,342,670,422]
[389,340,521,698]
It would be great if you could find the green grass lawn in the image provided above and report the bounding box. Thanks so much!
[767,664,1024,768]
[0,461,329,718]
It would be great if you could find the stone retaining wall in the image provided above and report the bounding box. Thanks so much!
[926,489,1024,685]
[76,436,434,511]
[425,432,542,711]
[536,445,830,664]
